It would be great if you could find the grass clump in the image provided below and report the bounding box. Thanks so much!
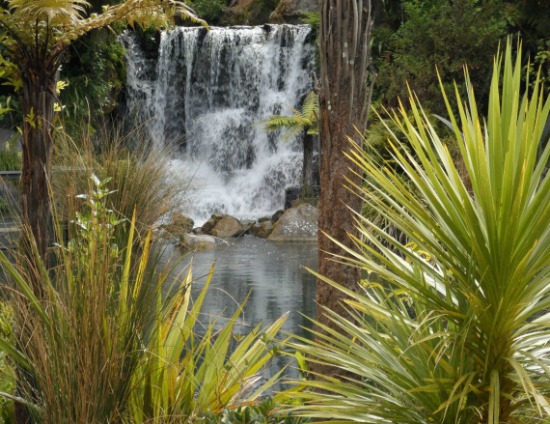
[0,302,14,423]
[0,141,20,172]
[53,126,184,238]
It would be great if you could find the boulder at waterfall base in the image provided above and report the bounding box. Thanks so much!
[210,215,244,238]
[162,212,194,239]
[201,213,224,235]
[250,220,274,238]
[180,234,229,251]
[268,203,318,241]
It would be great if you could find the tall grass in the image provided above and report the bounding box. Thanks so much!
[287,40,550,423]
[0,175,289,423]
[0,177,158,422]
[52,125,185,237]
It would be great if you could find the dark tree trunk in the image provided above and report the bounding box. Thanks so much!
[14,63,58,424]
[20,65,57,271]
[315,0,374,377]
[302,131,314,196]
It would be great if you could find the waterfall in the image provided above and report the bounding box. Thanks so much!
[121,25,315,225]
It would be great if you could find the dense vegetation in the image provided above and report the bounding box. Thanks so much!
[371,0,550,115]
[288,41,550,423]
[0,0,549,423]
[2,0,548,138]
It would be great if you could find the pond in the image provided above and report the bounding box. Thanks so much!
[162,234,318,384]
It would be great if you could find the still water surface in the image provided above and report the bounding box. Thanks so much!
[163,235,318,384]
[180,235,317,335]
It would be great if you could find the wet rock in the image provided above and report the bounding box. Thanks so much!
[210,215,243,238]
[284,186,301,209]
[268,203,318,241]
[180,234,229,251]
[271,209,284,223]
[222,0,273,26]
[250,220,274,238]
[162,212,194,239]
[201,213,224,234]
[240,219,256,234]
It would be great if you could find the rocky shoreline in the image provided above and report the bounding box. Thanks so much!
[161,203,318,251]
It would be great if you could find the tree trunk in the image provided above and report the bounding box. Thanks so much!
[302,131,314,196]
[14,64,57,424]
[20,67,57,271]
[315,0,374,378]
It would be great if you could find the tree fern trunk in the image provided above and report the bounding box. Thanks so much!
[20,65,57,273]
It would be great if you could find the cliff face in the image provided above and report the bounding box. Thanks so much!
[222,0,317,26]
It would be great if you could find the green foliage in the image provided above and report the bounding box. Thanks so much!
[261,91,318,140]
[300,11,320,39]
[0,303,14,424]
[189,0,226,22]
[0,140,21,171]
[128,269,288,423]
[0,176,290,423]
[373,0,507,115]
[0,0,207,51]
[53,127,183,238]
[0,177,152,423]
[60,28,127,135]
[287,41,550,423]
[206,398,309,424]
[0,97,11,117]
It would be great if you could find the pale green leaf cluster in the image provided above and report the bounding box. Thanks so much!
[129,267,288,422]
[287,40,550,423]
[0,0,207,76]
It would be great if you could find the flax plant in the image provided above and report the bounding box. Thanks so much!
[53,126,184,237]
[288,41,550,423]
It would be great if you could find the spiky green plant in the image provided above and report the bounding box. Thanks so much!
[128,267,288,423]
[287,40,550,423]
[0,175,289,423]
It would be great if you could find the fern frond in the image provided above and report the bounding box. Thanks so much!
[9,0,90,25]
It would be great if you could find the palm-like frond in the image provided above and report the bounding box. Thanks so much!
[1,0,207,52]
[261,90,319,141]
[72,0,207,39]
[286,40,550,423]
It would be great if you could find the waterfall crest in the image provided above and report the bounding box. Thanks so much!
[122,25,315,225]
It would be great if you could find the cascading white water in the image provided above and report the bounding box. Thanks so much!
[121,25,315,225]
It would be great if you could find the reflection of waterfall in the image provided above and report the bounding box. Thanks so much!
[121,25,315,224]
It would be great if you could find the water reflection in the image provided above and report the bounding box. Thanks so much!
[161,235,317,386]
[176,235,317,336]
